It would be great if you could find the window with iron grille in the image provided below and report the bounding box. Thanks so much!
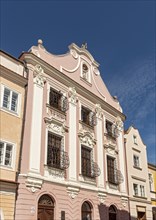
[107,156,117,184]
[0,141,13,167]
[106,121,116,138]
[49,88,68,112]
[81,106,96,127]
[81,146,92,178]
[2,87,19,113]
[133,155,140,168]
[47,132,62,169]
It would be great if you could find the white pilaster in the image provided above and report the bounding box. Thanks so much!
[29,65,46,174]
[116,117,126,193]
[68,87,78,181]
[95,104,105,188]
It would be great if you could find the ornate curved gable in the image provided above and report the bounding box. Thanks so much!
[29,40,122,112]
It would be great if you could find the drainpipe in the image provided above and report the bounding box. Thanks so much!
[124,137,131,220]
[14,60,29,219]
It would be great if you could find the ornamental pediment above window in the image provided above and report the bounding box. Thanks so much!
[78,130,96,148]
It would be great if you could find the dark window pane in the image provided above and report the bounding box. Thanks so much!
[81,146,91,177]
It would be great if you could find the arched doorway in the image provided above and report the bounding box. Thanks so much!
[81,201,92,220]
[38,194,54,220]
[109,205,117,220]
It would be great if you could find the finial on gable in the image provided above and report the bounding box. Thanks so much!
[38,39,43,46]
[81,42,87,49]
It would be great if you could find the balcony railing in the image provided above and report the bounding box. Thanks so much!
[108,169,124,185]
[82,161,101,178]
[47,146,69,170]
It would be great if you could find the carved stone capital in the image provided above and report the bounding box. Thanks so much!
[33,64,46,87]
[68,87,78,105]
[95,104,103,119]
[121,197,128,208]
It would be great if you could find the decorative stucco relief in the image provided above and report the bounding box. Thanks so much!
[25,177,43,193]
[115,116,123,132]
[98,192,107,204]
[67,186,80,199]
[78,130,96,148]
[33,64,46,87]
[68,87,78,105]
[121,197,128,208]
[95,104,103,119]
[45,117,68,136]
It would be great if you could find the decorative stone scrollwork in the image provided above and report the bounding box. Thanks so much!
[25,177,43,193]
[67,186,79,199]
[95,104,103,119]
[45,117,68,136]
[121,197,128,208]
[70,49,78,59]
[33,64,46,87]
[98,192,106,204]
[115,116,123,132]
[93,67,100,76]
[78,131,96,148]
[68,87,78,105]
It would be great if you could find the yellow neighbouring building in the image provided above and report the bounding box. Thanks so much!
[148,163,156,220]
[0,51,27,220]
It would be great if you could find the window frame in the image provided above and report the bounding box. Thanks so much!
[0,84,21,116]
[0,140,15,169]
[81,106,96,127]
[133,183,139,196]
[140,185,145,197]
[81,145,93,178]
[133,154,140,168]
[107,155,118,185]
[47,131,63,170]
[133,135,137,145]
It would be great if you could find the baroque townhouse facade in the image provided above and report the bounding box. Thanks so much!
[14,40,130,220]
[0,51,27,219]
[124,126,152,220]
[148,163,156,220]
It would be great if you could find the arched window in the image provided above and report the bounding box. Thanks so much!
[82,201,92,220]
[109,205,117,220]
[38,194,54,220]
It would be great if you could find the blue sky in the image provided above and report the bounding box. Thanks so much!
[1,1,155,164]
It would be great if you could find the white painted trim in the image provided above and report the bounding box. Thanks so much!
[0,83,22,117]
[0,139,16,170]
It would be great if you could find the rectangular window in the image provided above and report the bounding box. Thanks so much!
[81,146,92,178]
[2,87,18,113]
[47,132,62,169]
[49,88,68,112]
[133,155,140,168]
[81,106,96,127]
[133,183,138,196]
[140,185,145,197]
[133,135,137,144]
[149,173,153,191]
[107,156,117,184]
[0,141,13,167]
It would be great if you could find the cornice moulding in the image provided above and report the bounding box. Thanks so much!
[20,53,125,120]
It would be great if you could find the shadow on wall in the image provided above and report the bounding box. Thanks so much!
[98,204,137,220]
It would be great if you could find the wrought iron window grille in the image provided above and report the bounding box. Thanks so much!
[49,88,68,112]
[47,146,69,170]
[81,146,100,178]
[81,107,97,127]
[47,132,69,170]
[107,156,123,185]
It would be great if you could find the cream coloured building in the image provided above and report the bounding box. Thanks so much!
[124,126,152,220]
[148,163,156,220]
[0,51,27,220]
